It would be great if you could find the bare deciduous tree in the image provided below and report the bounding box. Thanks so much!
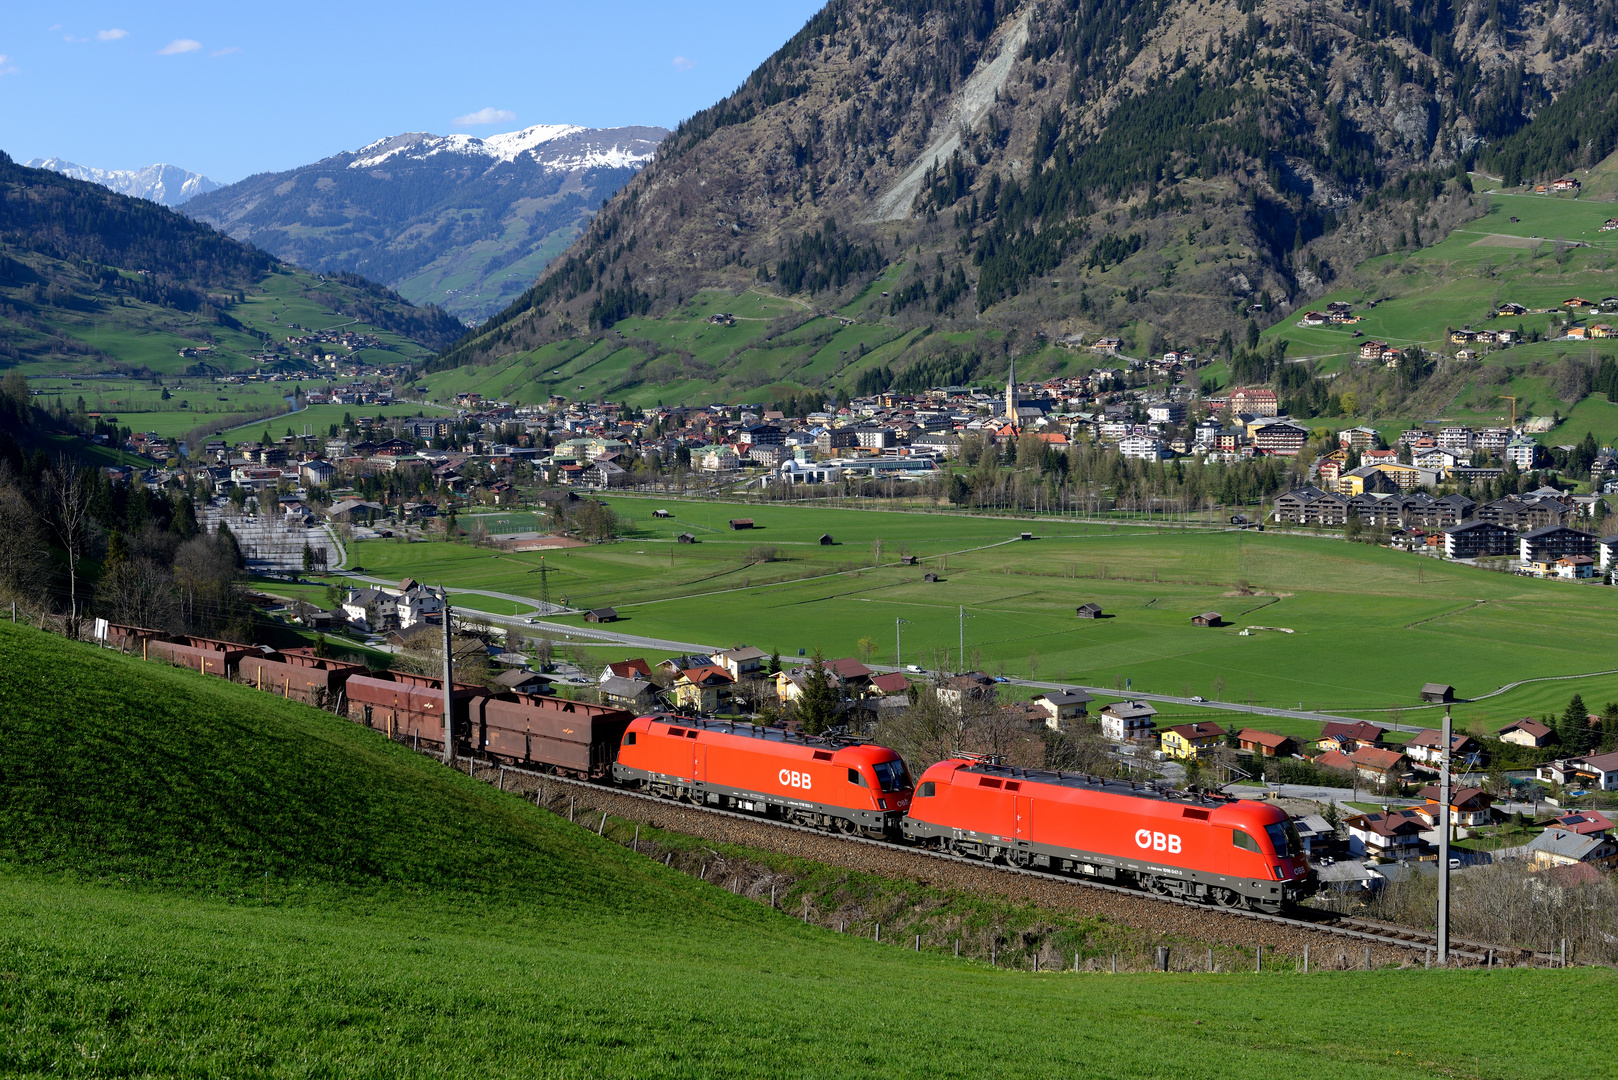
[44,458,93,630]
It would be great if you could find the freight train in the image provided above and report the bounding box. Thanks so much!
[118,626,1313,912]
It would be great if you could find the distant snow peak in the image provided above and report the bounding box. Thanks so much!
[25,157,220,206]
[347,123,659,171]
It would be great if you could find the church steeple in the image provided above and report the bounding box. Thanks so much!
[1006,355,1016,429]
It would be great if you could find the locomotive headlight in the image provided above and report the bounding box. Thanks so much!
[878,798,887,810]
[1272,866,1284,879]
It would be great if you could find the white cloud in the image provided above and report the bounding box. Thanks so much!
[0,55,14,75]
[158,39,202,55]
[453,107,516,126]
[672,55,695,71]
[210,46,240,57]
[97,29,128,41]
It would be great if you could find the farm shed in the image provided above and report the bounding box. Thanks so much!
[923,572,940,582]
[584,607,620,623]
[1420,682,1456,703]
[728,518,755,530]
[653,509,672,518]
[819,534,835,545]
[1075,603,1103,619]
[1191,612,1223,627]
[677,532,697,543]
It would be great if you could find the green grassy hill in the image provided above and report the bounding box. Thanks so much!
[0,621,1603,1078]
[0,154,464,439]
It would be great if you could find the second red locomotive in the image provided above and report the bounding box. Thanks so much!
[901,756,1311,912]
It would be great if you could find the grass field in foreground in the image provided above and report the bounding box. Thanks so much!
[351,497,1618,727]
[0,622,1602,1079]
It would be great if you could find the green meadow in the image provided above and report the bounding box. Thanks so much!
[348,497,1618,729]
[0,621,1599,1079]
[1262,179,1618,445]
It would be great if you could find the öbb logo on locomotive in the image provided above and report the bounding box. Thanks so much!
[1135,829,1183,853]
[779,768,813,790]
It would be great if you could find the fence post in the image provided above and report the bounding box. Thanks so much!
[770,885,776,908]
[498,767,505,792]
[1256,944,1262,973]
[1074,952,1079,972]
[914,934,920,952]
[1110,955,1116,974]
[991,942,996,967]
[1156,947,1171,972]
[632,825,639,852]
[875,923,880,943]
[569,796,575,822]
[1364,946,1371,970]
[1303,946,1309,974]
[598,813,607,836]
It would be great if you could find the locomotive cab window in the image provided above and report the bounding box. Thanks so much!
[624,732,636,745]
[1233,829,1261,853]
[916,781,935,798]
[872,759,911,793]
[1265,822,1298,857]
[848,768,869,787]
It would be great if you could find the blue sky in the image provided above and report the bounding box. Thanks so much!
[0,1,826,183]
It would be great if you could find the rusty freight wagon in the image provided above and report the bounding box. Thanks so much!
[238,652,367,706]
[346,671,484,748]
[144,635,256,678]
[471,693,634,777]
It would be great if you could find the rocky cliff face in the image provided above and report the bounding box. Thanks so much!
[440,0,1618,373]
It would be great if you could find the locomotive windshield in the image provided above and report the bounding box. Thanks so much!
[872,758,911,793]
[1264,822,1296,857]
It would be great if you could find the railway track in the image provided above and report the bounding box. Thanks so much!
[466,756,1539,968]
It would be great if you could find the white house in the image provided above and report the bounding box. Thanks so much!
[1505,438,1538,470]
[342,588,397,632]
[1099,701,1157,742]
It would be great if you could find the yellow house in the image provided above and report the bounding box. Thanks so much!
[674,666,734,713]
[1159,721,1227,759]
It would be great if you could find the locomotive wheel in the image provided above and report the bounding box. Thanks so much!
[833,817,858,836]
[1144,876,1173,897]
[1007,849,1033,869]
[1211,887,1243,909]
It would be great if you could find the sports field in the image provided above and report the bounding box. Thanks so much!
[348,497,1618,728]
[0,623,1600,1079]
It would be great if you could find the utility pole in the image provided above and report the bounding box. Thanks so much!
[441,587,456,765]
[1437,703,1452,965]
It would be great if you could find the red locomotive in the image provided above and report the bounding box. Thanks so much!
[901,757,1311,911]
[613,716,914,837]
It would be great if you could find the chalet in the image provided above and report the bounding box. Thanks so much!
[1190,611,1222,627]
[935,672,997,711]
[675,666,735,713]
[1238,728,1298,757]
[1039,689,1094,731]
[713,646,769,681]
[1344,808,1429,859]
[493,669,556,696]
[599,676,660,709]
[1552,810,1614,836]
[1318,721,1387,753]
[1536,750,1618,791]
[1099,701,1157,742]
[1159,721,1227,760]
[868,672,911,697]
[1075,603,1103,619]
[1416,785,1495,828]
[601,658,655,683]
[1359,340,1388,361]
[1527,827,1618,872]
[1496,718,1554,747]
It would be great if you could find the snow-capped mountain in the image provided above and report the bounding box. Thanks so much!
[26,158,220,206]
[183,123,667,322]
[346,124,660,172]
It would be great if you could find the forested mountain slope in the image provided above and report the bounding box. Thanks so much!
[436,0,1618,388]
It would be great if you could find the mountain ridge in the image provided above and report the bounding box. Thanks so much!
[25,157,220,207]
[183,123,669,322]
